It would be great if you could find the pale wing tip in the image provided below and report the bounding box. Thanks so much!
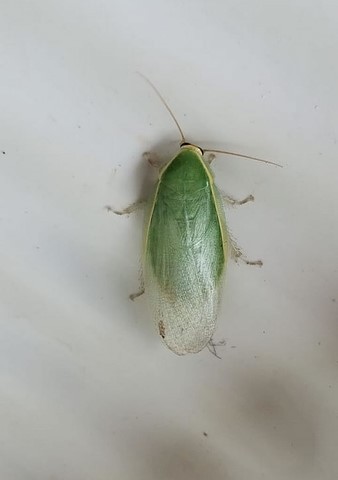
[162,336,212,356]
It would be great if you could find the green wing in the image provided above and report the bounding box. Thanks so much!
[144,173,228,355]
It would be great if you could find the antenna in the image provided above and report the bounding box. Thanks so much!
[204,149,282,168]
[137,73,281,168]
[137,72,186,143]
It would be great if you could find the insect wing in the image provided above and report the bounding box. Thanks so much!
[144,178,226,355]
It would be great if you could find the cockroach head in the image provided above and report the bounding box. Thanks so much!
[180,142,204,156]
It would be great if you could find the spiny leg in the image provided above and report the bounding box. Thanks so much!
[105,152,157,214]
[228,232,263,267]
[206,153,216,164]
[129,288,145,301]
[205,151,256,205]
[143,151,162,168]
[107,197,146,299]
[129,270,145,301]
[107,202,146,298]
[207,339,226,359]
[105,199,146,216]
[242,257,263,266]
[223,194,255,206]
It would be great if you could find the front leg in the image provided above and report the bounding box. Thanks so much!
[206,153,216,164]
[143,151,162,168]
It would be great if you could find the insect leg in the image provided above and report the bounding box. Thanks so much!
[129,268,145,301]
[227,231,263,267]
[143,151,162,168]
[105,200,146,216]
[129,288,145,301]
[206,153,216,164]
[222,194,254,206]
[207,339,226,359]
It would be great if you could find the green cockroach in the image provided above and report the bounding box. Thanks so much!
[113,77,281,356]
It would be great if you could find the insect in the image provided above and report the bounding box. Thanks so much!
[111,77,281,356]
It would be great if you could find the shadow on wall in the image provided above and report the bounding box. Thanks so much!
[199,365,318,478]
[123,427,231,480]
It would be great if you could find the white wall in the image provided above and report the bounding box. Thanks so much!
[0,1,337,479]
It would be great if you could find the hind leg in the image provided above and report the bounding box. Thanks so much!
[207,339,226,359]
[228,232,263,267]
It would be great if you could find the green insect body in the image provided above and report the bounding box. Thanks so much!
[114,76,280,356]
[144,145,228,355]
